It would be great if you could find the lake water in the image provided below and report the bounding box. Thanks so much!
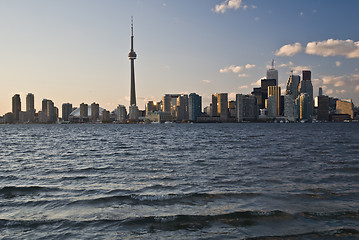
[1,123,359,239]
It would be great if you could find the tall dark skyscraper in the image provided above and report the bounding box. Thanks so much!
[128,17,137,106]
[12,94,21,122]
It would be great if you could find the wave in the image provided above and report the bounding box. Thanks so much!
[67,192,261,206]
[0,186,58,198]
[1,210,358,236]
[247,228,359,239]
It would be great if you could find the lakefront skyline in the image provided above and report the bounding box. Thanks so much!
[1,0,359,116]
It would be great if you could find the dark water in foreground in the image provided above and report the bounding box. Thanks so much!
[0,123,359,239]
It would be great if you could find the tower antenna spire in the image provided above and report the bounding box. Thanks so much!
[272,59,275,69]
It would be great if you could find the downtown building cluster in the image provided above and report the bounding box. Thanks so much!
[2,65,357,124]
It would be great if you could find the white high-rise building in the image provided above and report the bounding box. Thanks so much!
[266,59,278,83]
[284,95,297,122]
[117,105,127,122]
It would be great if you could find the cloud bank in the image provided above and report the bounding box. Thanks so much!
[275,39,359,59]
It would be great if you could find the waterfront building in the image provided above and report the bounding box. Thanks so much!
[129,105,139,121]
[284,95,297,122]
[286,73,300,99]
[268,86,281,116]
[297,93,310,121]
[267,95,277,118]
[336,99,354,119]
[62,103,73,122]
[117,105,127,122]
[317,95,329,121]
[214,93,228,121]
[176,94,188,122]
[46,100,56,123]
[145,111,172,123]
[188,93,202,122]
[91,102,99,122]
[236,94,258,122]
[102,109,111,123]
[26,93,35,122]
[12,94,21,122]
[210,94,218,117]
[80,103,89,122]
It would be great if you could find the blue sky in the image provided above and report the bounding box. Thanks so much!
[1,0,359,115]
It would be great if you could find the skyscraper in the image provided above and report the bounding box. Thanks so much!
[189,93,202,122]
[236,94,258,122]
[298,70,314,117]
[91,102,99,122]
[62,103,73,122]
[128,17,137,107]
[12,94,21,122]
[26,93,35,122]
[266,59,278,82]
[176,94,189,122]
[214,93,228,121]
[286,73,300,99]
[80,103,89,122]
[268,86,281,117]
[47,100,56,123]
[261,78,277,109]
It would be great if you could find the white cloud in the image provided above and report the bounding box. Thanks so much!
[245,64,256,69]
[220,63,255,77]
[220,65,243,73]
[306,39,359,58]
[254,17,260,21]
[251,5,257,9]
[214,0,242,14]
[238,85,248,89]
[355,85,359,92]
[300,12,304,16]
[202,79,211,83]
[275,43,303,57]
[335,61,341,67]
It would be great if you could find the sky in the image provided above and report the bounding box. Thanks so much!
[1,0,359,116]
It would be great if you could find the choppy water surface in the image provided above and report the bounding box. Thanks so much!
[0,123,359,239]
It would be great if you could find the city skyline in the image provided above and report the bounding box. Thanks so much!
[1,0,359,116]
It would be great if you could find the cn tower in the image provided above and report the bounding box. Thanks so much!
[128,16,137,106]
